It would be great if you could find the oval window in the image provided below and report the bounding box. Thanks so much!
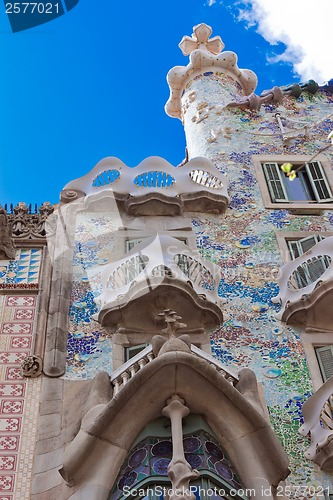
[134,171,175,188]
[189,170,224,189]
[92,169,120,187]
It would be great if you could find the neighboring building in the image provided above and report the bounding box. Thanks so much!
[0,22,333,500]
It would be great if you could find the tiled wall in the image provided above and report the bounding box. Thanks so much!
[182,82,333,491]
[60,88,333,493]
[0,248,42,499]
[65,212,115,380]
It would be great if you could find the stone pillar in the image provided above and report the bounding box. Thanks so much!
[162,395,199,500]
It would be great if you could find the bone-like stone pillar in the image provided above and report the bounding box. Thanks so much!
[162,395,199,500]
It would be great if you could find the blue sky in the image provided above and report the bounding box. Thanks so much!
[0,0,332,207]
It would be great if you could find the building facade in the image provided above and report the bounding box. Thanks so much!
[0,23,333,499]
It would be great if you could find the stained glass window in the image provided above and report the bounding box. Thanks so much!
[109,422,245,500]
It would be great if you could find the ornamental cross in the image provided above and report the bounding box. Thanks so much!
[179,23,224,56]
[157,309,187,338]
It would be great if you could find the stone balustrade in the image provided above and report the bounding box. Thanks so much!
[191,345,238,385]
[111,345,155,396]
[110,344,238,397]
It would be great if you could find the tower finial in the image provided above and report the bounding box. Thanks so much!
[179,23,224,56]
[165,23,258,119]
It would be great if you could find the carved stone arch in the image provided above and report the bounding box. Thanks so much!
[60,352,289,499]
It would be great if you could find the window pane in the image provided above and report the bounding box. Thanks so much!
[286,174,312,201]
[263,163,287,202]
[125,344,148,361]
[315,346,333,382]
[306,161,333,201]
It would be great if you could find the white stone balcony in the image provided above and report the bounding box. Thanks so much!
[299,377,333,471]
[95,234,224,331]
[62,156,229,215]
[272,236,333,329]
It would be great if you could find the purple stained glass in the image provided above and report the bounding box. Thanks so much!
[205,441,224,461]
[118,470,137,490]
[152,440,173,457]
[230,477,242,489]
[221,457,232,467]
[215,461,233,482]
[185,453,203,469]
[128,448,147,468]
[183,437,201,453]
[152,458,170,475]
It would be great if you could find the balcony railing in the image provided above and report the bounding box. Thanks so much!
[272,236,333,319]
[96,234,223,326]
[299,377,333,462]
[111,345,155,396]
[110,344,238,397]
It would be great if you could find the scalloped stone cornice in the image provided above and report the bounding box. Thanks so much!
[165,23,258,119]
[62,156,229,214]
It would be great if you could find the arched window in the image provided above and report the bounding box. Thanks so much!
[109,416,246,500]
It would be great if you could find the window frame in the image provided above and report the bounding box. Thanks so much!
[124,343,149,362]
[253,155,333,212]
[125,236,188,254]
[301,333,333,391]
[275,231,333,264]
[315,345,333,382]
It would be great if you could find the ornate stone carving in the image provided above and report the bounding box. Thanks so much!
[62,156,229,215]
[6,202,55,240]
[162,395,199,500]
[179,23,224,56]
[60,189,85,204]
[152,309,191,357]
[96,234,224,330]
[21,355,43,377]
[165,23,258,119]
[226,86,284,111]
[0,206,15,259]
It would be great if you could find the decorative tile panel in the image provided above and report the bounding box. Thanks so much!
[0,294,40,498]
[0,249,41,286]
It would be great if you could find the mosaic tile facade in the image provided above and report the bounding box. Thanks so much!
[182,80,333,492]
[0,294,40,499]
[65,212,117,380]
[61,87,333,494]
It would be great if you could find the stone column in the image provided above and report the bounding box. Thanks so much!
[162,395,199,500]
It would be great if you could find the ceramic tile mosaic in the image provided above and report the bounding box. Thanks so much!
[62,88,333,493]
[0,294,40,499]
[181,83,333,493]
[64,212,117,380]
[0,249,42,286]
